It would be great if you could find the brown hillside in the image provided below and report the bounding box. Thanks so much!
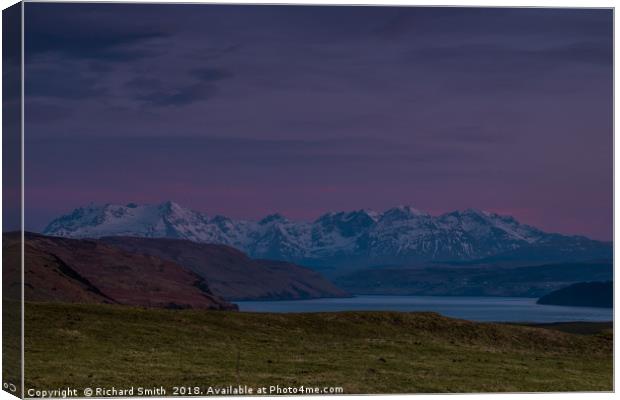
[101,236,348,300]
[4,232,236,310]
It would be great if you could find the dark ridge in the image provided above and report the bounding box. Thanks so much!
[51,254,118,303]
[537,281,613,308]
[192,278,214,295]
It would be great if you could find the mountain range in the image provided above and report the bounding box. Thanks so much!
[43,201,611,271]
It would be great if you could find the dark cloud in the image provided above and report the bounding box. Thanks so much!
[125,77,163,91]
[542,41,613,66]
[407,39,611,94]
[25,101,73,123]
[191,67,234,82]
[189,44,243,61]
[135,83,218,107]
[26,135,480,183]
[127,69,234,106]
[413,40,612,70]
[26,29,164,62]
[376,8,612,39]
[25,3,168,62]
[433,126,500,145]
[25,67,106,99]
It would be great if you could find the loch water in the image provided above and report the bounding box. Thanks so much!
[235,295,613,323]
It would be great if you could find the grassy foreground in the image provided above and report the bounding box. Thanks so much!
[18,302,613,394]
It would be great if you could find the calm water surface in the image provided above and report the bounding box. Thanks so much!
[235,295,613,323]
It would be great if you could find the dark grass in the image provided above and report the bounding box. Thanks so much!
[517,321,613,335]
[12,302,613,394]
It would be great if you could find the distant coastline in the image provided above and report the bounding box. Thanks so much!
[537,282,613,308]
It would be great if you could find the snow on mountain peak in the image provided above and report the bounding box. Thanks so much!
[43,201,596,266]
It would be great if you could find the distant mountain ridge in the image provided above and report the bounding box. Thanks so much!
[537,281,613,308]
[335,261,613,297]
[44,201,612,268]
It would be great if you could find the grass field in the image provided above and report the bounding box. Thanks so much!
[14,302,613,394]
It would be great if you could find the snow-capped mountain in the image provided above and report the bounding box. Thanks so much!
[43,201,611,268]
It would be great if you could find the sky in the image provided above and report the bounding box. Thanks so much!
[23,4,612,240]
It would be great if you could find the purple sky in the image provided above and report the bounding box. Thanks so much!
[23,5,612,240]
